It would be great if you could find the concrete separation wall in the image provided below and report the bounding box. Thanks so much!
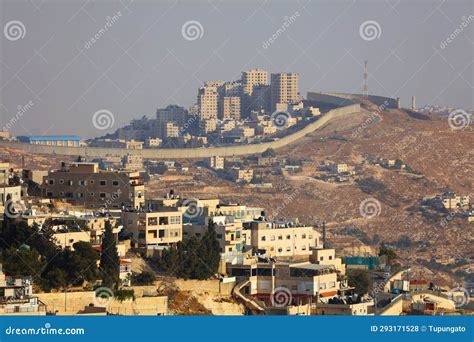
[0,103,360,159]
[319,92,400,109]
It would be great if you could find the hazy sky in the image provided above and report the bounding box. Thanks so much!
[0,0,472,138]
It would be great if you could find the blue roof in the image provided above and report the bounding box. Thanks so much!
[18,135,80,141]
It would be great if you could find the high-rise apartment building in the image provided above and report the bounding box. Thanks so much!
[241,69,268,96]
[270,73,299,111]
[219,96,241,120]
[156,105,188,138]
[197,82,222,120]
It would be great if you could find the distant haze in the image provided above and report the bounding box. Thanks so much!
[0,0,472,138]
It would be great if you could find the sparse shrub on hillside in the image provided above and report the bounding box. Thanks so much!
[356,177,385,194]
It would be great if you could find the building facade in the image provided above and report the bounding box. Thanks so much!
[270,73,299,111]
[42,162,145,209]
[122,209,182,248]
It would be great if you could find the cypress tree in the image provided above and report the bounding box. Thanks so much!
[100,220,120,289]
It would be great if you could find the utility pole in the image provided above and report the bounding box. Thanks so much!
[363,60,368,98]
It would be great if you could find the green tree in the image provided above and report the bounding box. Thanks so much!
[347,269,372,295]
[262,148,275,157]
[72,241,100,283]
[2,247,45,283]
[100,220,120,289]
[194,220,220,279]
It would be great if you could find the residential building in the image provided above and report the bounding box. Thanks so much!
[227,260,347,307]
[219,96,241,120]
[183,216,244,254]
[329,163,348,174]
[145,138,162,148]
[208,156,224,170]
[242,69,268,96]
[156,105,187,125]
[197,82,222,120]
[42,162,145,209]
[122,154,143,171]
[270,73,299,111]
[205,203,265,222]
[231,168,254,183]
[0,264,45,315]
[121,209,182,248]
[199,118,217,134]
[244,221,322,258]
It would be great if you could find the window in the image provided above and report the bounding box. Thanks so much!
[148,217,158,225]
[90,180,94,184]
[320,256,324,261]
[59,179,64,184]
[286,235,291,240]
[68,180,73,186]
[270,235,275,241]
[302,246,306,250]
[46,192,53,197]
[79,180,87,186]
[90,192,94,196]
[169,216,180,224]
[302,234,306,239]
[278,235,282,240]
[319,283,326,290]
[159,230,165,238]
[112,181,119,187]
[77,193,84,198]
[329,281,336,288]
[216,234,222,239]
[99,193,106,198]
[100,180,106,186]
[329,256,333,260]
[48,179,54,185]
[261,236,266,241]
[278,248,283,252]
[286,246,291,252]
[159,217,169,225]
